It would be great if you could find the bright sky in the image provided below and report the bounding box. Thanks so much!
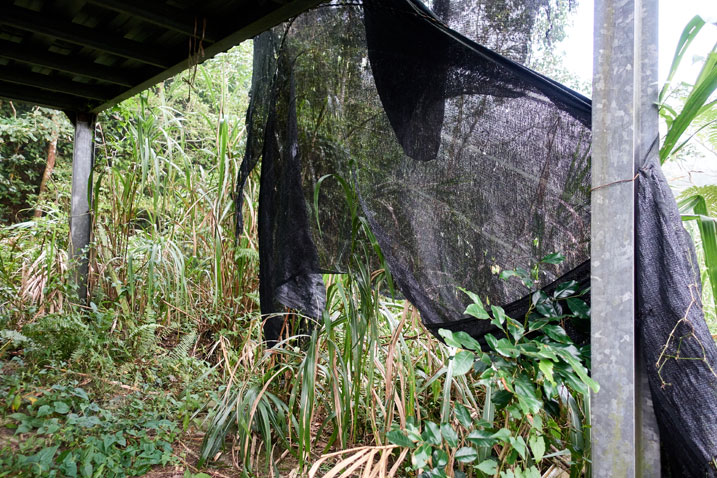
[562,0,717,88]
[560,0,717,188]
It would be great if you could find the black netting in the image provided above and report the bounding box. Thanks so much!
[636,156,717,477]
[235,0,717,474]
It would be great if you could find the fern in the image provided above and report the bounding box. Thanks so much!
[169,330,197,362]
[236,247,260,262]
[0,329,31,346]
[129,323,161,357]
[70,344,88,364]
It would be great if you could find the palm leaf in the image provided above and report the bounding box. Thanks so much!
[659,15,707,104]
[661,50,717,162]
[679,193,717,302]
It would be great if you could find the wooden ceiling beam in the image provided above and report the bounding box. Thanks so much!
[0,40,137,87]
[0,81,95,112]
[0,65,121,101]
[85,0,219,43]
[1,5,171,68]
[92,0,323,113]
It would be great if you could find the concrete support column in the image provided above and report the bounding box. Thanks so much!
[68,112,97,303]
[591,0,661,476]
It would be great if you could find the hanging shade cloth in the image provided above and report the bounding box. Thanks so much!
[235,1,717,475]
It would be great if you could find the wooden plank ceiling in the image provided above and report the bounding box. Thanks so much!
[0,0,322,113]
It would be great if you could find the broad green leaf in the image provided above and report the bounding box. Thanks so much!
[532,414,544,433]
[433,448,449,467]
[475,459,498,474]
[553,362,589,395]
[504,317,525,341]
[412,443,432,469]
[542,324,571,344]
[531,290,547,306]
[466,429,498,447]
[566,298,590,319]
[539,359,555,384]
[536,344,559,361]
[54,401,70,414]
[455,447,479,463]
[467,428,511,447]
[465,303,490,320]
[514,374,542,414]
[523,466,542,478]
[452,350,475,376]
[527,317,551,332]
[30,445,59,471]
[509,436,527,460]
[455,403,473,428]
[452,331,483,351]
[558,351,600,393]
[485,334,499,352]
[60,452,78,477]
[460,287,483,306]
[529,435,546,462]
[406,421,423,442]
[491,390,513,410]
[441,423,459,447]
[72,388,89,401]
[422,421,442,446]
[535,300,560,318]
[81,456,93,478]
[461,288,490,319]
[540,252,565,265]
[492,338,520,358]
[499,269,520,280]
[439,329,462,348]
[553,280,578,298]
[490,305,507,326]
[492,428,512,442]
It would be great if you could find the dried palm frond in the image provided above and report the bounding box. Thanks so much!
[308,445,408,478]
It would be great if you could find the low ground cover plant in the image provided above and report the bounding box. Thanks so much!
[0,377,178,477]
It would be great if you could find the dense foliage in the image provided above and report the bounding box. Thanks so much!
[387,258,595,478]
[0,103,72,224]
[0,10,714,478]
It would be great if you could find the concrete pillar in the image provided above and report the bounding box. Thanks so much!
[591,0,661,476]
[68,112,97,303]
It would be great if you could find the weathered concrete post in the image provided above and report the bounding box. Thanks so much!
[591,0,661,476]
[68,112,97,303]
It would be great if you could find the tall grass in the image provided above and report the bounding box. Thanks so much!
[0,44,256,370]
[0,38,595,477]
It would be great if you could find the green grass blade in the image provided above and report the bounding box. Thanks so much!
[661,51,717,162]
[659,15,706,103]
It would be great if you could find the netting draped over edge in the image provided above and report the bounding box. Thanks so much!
[358,0,592,338]
[636,155,717,477]
[234,0,717,475]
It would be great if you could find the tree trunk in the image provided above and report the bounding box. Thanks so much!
[33,132,58,218]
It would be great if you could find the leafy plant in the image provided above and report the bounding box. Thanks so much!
[660,16,717,333]
[1,382,178,477]
[388,254,596,477]
[0,104,72,224]
[659,15,717,163]
[679,186,717,329]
